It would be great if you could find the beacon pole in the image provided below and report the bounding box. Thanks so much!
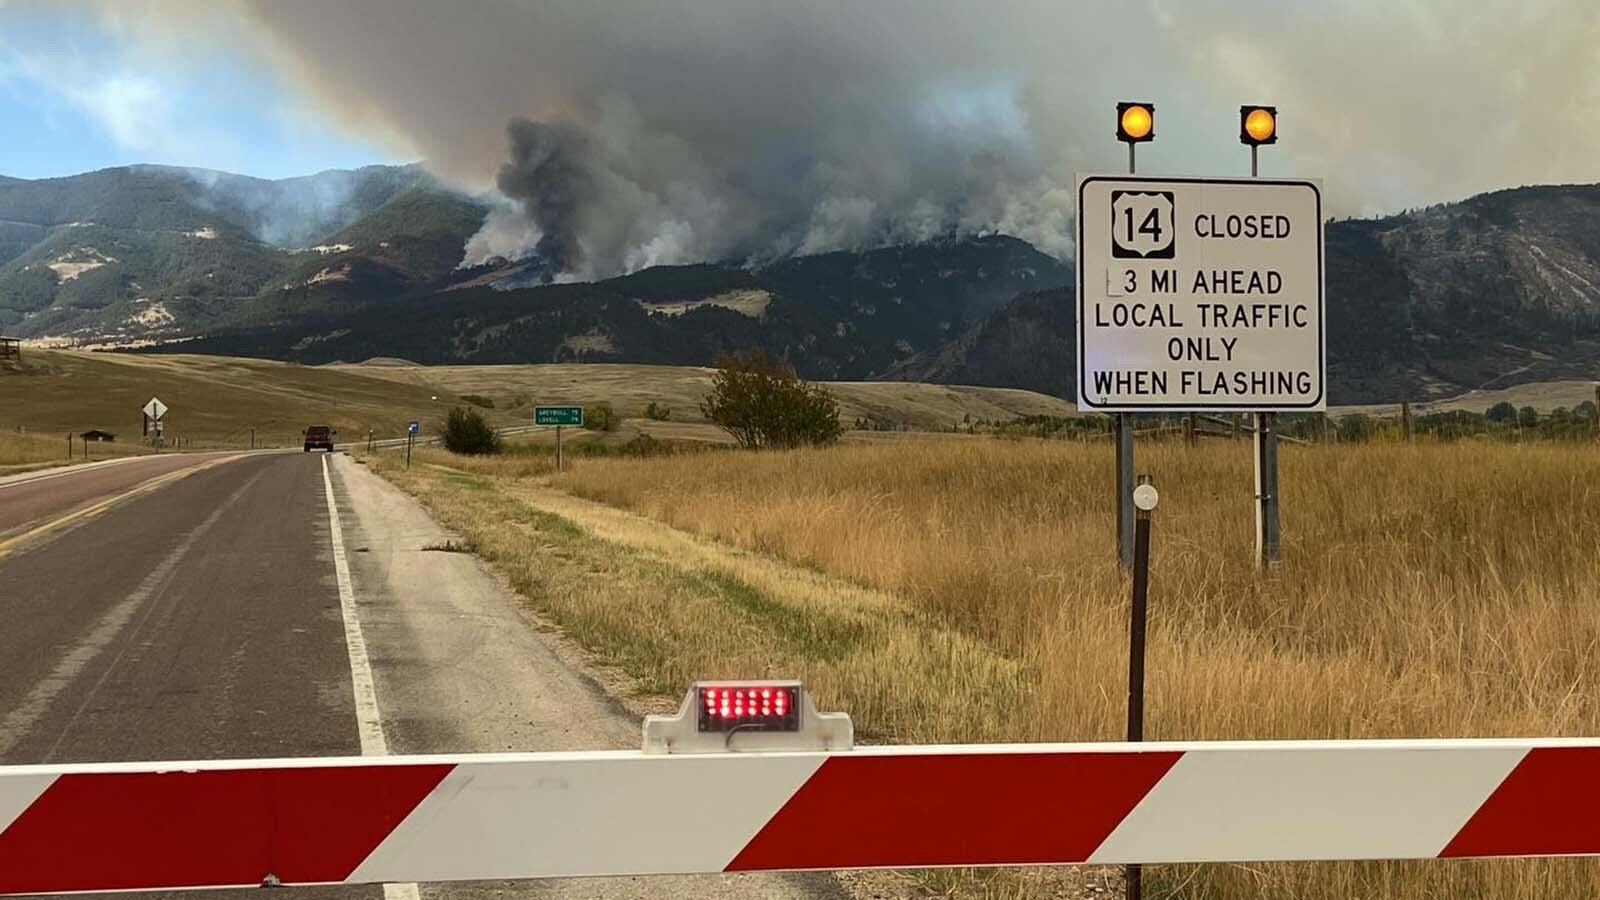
[1113,102,1154,568]
[1241,105,1281,567]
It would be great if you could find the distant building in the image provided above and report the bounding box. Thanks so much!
[81,429,116,442]
[0,336,19,361]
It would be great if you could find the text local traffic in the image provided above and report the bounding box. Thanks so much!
[1093,302,1311,329]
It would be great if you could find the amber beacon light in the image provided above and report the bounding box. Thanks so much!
[1116,102,1155,143]
[1240,105,1278,145]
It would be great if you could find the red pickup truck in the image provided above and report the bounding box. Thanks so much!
[302,425,335,452]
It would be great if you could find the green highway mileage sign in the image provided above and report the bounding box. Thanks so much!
[535,406,583,426]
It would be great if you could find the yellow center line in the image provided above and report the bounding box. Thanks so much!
[0,455,246,559]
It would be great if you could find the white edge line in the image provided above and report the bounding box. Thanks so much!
[322,454,389,758]
[320,455,421,900]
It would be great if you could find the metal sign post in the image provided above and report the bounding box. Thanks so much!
[406,421,419,469]
[142,397,169,451]
[1109,103,1152,569]
[1115,136,1135,568]
[1244,106,1282,569]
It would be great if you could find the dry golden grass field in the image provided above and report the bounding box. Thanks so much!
[0,429,152,471]
[366,436,1600,900]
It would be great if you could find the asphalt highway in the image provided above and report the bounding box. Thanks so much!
[0,451,842,900]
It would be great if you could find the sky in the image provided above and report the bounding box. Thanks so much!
[0,0,1596,276]
[0,7,400,179]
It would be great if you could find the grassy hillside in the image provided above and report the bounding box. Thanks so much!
[333,360,1078,427]
[0,350,451,448]
[1,351,1078,450]
[0,429,151,471]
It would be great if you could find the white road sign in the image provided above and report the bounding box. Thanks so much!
[142,397,168,420]
[1076,175,1325,411]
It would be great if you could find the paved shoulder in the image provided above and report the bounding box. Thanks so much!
[329,455,847,900]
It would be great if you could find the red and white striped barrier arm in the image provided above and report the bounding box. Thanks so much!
[1,738,1597,894]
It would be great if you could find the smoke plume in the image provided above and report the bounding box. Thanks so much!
[33,0,1600,278]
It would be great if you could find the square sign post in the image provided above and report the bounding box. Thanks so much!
[1076,175,1325,567]
[535,406,583,472]
[142,397,168,451]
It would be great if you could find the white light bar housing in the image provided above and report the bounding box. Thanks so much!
[642,680,853,754]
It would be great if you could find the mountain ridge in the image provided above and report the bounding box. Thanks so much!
[2,163,1599,403]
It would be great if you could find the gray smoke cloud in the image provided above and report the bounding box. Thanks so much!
[494,120,593,272]
[34,0,1600,278]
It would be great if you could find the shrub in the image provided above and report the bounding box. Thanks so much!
[643,401,672,421]
[1517,405,1539,428]
[700,349,842,449]
[460,394,496,409]
[1485,401,1517,422]
[583,402,618,431]
[1336,413,1375,441]
[441,406,501,455]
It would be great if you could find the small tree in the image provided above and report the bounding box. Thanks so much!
[1517,405,1539,428]
[700,349,842,449]
[1485,401,1517,423]
[584,402,618,431]
[441,406,501,455]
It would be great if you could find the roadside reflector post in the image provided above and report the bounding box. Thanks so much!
[1125,475,1157,900]
[642,681,853,754]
